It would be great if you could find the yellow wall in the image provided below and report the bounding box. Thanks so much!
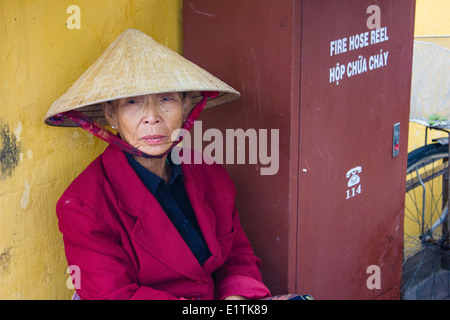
[414,0,449,37]
[0,0,182,299]
[408,0,449,152]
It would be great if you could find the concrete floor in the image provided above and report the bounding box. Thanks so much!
[404,268,450,300]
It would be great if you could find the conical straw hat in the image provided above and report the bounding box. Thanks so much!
[44,29,240,127]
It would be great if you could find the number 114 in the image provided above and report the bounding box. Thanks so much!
[346,184,362,200]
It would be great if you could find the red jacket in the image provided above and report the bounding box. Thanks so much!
[57,145,270,300]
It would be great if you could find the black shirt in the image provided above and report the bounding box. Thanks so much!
[125,152,211,265]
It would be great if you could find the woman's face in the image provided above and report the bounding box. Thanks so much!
[103,92,190,156]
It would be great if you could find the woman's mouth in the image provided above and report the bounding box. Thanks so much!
[141,135,167,145]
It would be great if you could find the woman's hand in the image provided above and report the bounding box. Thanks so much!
[224,295,248,300]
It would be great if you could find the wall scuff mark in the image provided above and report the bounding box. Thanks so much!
[0,247,12,274]
[20,181,31,209]
[0,122,21,180]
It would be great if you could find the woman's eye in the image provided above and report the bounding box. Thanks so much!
[126,98,142,105]
[161,97,172,102]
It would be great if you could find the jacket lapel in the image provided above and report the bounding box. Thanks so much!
[181,163,223,273]
[131,191,208,282]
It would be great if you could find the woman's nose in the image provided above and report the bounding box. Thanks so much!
[141,97,161,124]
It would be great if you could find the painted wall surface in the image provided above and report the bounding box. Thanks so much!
[0,0,182,299]
[408,0,450,151]
[414,0,449,37]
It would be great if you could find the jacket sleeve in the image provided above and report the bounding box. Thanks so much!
[213,204,271,300]
[57,196,181,300]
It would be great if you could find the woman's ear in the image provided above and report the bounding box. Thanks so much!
[102,102,116,128]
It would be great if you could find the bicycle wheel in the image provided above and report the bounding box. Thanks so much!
[402,142,449,300]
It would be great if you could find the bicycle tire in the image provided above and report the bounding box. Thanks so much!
[402,142,449,300]
[407,143,449,173]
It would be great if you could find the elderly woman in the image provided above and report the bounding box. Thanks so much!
[45,29,271,300]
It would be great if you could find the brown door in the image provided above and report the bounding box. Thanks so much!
[183,0,415,299]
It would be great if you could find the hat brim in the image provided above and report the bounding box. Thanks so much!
[44,29,240,127]
[44,90,239,127]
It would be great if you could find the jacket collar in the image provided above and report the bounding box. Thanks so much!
[102,145,148,217]
[124,151,183,195]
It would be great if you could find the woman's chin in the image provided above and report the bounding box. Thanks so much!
[138,144,173,157]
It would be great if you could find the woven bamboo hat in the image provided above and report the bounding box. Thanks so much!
[44,29,240,127]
